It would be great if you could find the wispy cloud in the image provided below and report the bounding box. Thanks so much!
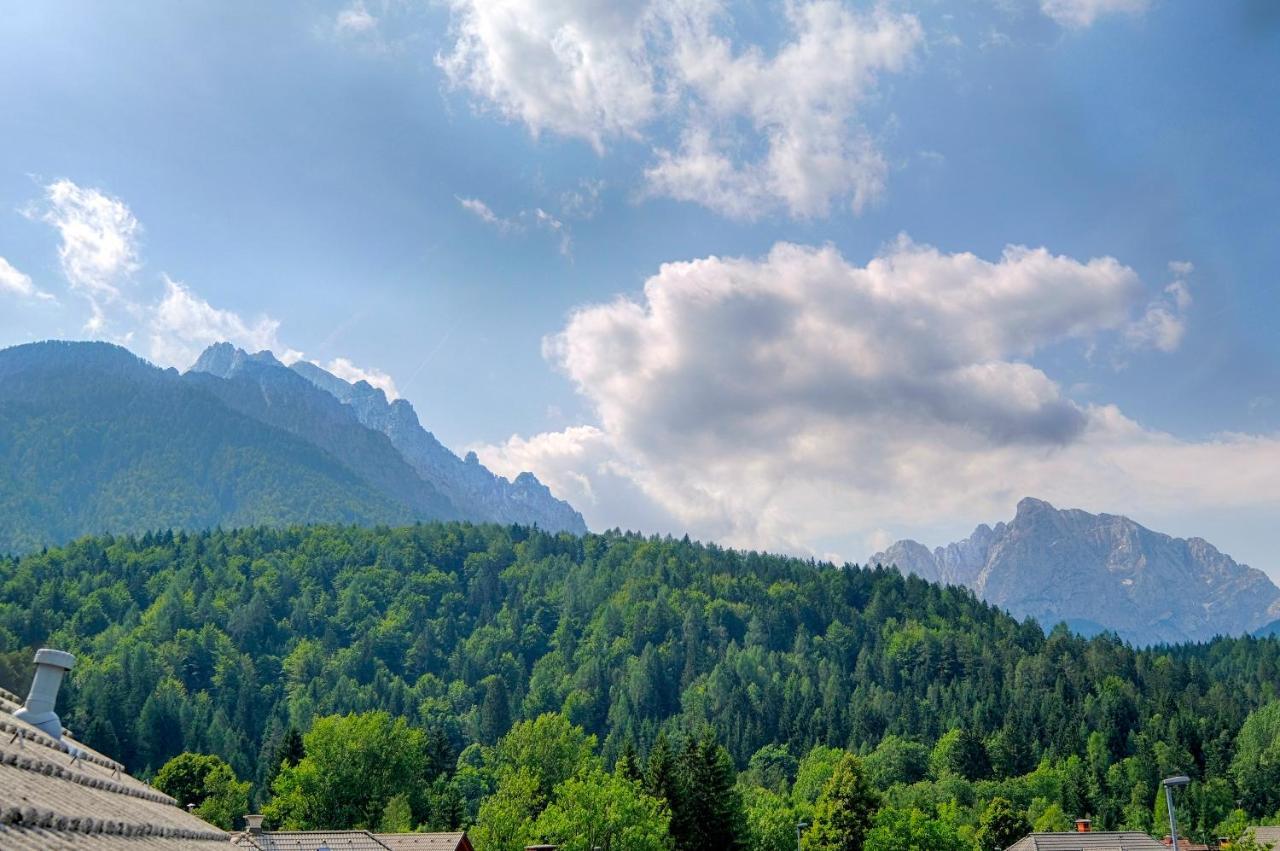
[0,256,55,301]
[457,195,573,257]
[1040,0,1150,29]
[30,179,141,330]
[320,356,401,399]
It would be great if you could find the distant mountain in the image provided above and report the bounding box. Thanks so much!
[0,341,424,554]
[286,354,586,534]
[187,345,457,521]
[869,497,1280,645]
[0,339,587,555]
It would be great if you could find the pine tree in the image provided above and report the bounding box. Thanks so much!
[617,738,643,782]
[802,754,879,851]
[677,730,746,851]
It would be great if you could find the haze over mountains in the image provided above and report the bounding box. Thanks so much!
[0,340,583,554]
[870,497,1280,645]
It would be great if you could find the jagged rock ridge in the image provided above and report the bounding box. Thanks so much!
[194,343,586,534]
[869,497,1280,645]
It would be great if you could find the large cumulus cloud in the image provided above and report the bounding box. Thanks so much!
[478,238,1280,559]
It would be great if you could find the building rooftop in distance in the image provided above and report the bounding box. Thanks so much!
[1006,831,1170,850]
[230,830,473,851]
[0,652,228,850]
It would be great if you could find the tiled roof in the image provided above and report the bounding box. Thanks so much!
[1250,826,1280,848]
[231,832,392,850]
[1006,832,1169,851]
[374,832,471,851]
[231,831,473,851]
[0,685,227,850]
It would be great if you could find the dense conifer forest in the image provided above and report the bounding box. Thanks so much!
[3,522,1280,847]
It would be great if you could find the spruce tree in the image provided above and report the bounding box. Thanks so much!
[802,753,879,851]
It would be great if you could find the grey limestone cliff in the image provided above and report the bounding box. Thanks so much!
[870,497,1280,645]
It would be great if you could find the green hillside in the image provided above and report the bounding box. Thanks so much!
[0,341,446,553]
[2,522,1280,845]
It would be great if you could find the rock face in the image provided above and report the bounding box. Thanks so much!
[286,354,587,534]
[192,343,585,534]
[869,497,1280,645]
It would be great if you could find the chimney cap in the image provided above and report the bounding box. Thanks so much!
[1075,818,1092,832]
[34,648,75,670]
[244,814,264,833]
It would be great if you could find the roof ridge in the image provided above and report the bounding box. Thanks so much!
[0,802,226,840]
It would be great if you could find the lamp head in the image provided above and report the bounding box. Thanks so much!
[1162,775,1191,788]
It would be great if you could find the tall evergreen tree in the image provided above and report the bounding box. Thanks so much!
[803,754,880,851]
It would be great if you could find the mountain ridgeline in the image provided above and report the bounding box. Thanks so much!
[0,340,584,554]
[2,523,1280,835]
[870,497,1280,646]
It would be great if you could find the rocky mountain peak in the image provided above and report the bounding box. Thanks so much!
[870,498,1280,645]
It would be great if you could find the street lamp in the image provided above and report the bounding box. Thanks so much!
[795,821,808,851]
[1163,775,1191,851]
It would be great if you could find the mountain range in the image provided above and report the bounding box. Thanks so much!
[0,340,584,555]
[869,497,1280,645]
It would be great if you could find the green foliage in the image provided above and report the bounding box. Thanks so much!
[3,522,1280,844]
[742,786,810,851]
[154,753,227,809]
[802,754,880,851]
[975,797,1029,851]
[533,769,671,851]
[1232,701,1280,816]
[0,342,439,555]
[864,807,969,851]
[380,793,414,832]
[489,713,599,808]
[265,712,431,830]
[864,736,930,790]
[153,752,250,830]
[674,730,747,851]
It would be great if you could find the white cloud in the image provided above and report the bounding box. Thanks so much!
[336,1,378,34]
[458,195,573,255]
[323,356,401,399]
[648,1,921,219]
[1040,0,1149,29]
[0,256,54,301]
[35,179,141,330]
[458,196,520,232]
[477,239,1280,559]
[439,0,921,219]
[148,276,294,369]
[1125,264,1192,353]
[559,178,606,220]
[437,0,661,150]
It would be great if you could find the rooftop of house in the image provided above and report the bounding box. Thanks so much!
[1248,826,1280,848]
[1006,831,1171,851]
[0,658,228,850]
[229,830,473,851]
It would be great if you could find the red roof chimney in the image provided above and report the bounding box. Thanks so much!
[1075,818,1091,833]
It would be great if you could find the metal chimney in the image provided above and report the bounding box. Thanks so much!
[13,648,75,739]
[244,814,265,834]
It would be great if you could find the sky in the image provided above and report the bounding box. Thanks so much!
[1,0,1278,576]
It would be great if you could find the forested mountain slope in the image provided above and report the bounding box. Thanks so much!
[0,342,424,553]
[185,345,456,521]
[2,522,1279,835]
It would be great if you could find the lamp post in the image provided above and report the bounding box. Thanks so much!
[1163,775,1190,851]
[795,821,808,851]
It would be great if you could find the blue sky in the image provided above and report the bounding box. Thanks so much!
[1,0,1278,575]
